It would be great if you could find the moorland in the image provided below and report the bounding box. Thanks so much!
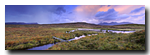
[5,22,145,50]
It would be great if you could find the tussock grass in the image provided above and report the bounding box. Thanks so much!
[5,27,76,50]
[48,30,145,50]
[5,24,145,50]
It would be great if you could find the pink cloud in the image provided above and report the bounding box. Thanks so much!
[74,5,145,15]
[73,5,145,24]
[97,5,112,12]
[113,5,145,14]
[74,5,101,15]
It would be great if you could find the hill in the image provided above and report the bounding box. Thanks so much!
[98,22,133,26]
[5,22,144,29]
[114,24,145,26]
[5,22,38,25]
[45,22,102,28]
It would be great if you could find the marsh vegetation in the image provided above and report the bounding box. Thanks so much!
[5,23,145,50]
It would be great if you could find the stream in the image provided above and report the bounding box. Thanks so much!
[27,43,56,50]
[27,28,135,50]
[27,34,97,50]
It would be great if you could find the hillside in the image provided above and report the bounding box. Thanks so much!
[98,22,133,26]
[48,22,101,28]
[5,22,144,29]
[5,22,102,28]
[114,24,145,26]
[5,22,38,25]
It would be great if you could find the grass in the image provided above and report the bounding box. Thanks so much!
[5,27,76,50]
[91,27,144,31]
[5,24,145,50]
[48,30,145,50]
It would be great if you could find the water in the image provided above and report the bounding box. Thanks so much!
[27,28,135,50]
[71,30,75,32]
[66,30,75,33]
[27,43,56,50]
[102,30,135,33]
[77,28,136,33]
[27,34,97,50]
[88,34,91,36]
[110,30,135,33]
[68,35,86,41]
[77,28,100,32]
[67,28,135,33]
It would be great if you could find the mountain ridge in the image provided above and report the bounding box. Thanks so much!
[5,22,38,25]
[98,22,134,26]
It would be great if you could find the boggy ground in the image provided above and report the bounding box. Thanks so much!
[5,27,76,50]
[5,26,98,50]
[48,30,145,50]
[5,24,145,50]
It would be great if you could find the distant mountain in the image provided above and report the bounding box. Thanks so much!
[98,22,134,26]
[43,22,103,28]
[5,22,38,25]
[114,24,145,26]
[50,22,100,26]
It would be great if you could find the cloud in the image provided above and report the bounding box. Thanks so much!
[95,9,117,17]
[96,5,145,14]
[68,12,72,14]
[112,5,145,14]
[131,13,145,18]
[5,5,35,15]
[74,5,101,15]
[54,7,66,15]
[5,5,145,24]
[107,5,111,7]
[95,8,131,23]
[5,5,70,24]
[73,5,113,24]
[73,5,143,23]
[117,12,145,24]
[130,7,145,13]
[95,9,118,20]
[118,14,130,19]
[97,5,112,12]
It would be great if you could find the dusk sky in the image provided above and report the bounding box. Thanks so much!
[5,5,145,24]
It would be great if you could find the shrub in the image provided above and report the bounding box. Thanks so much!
[129,30,145,45]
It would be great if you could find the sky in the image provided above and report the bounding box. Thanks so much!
[5,5,145,24]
